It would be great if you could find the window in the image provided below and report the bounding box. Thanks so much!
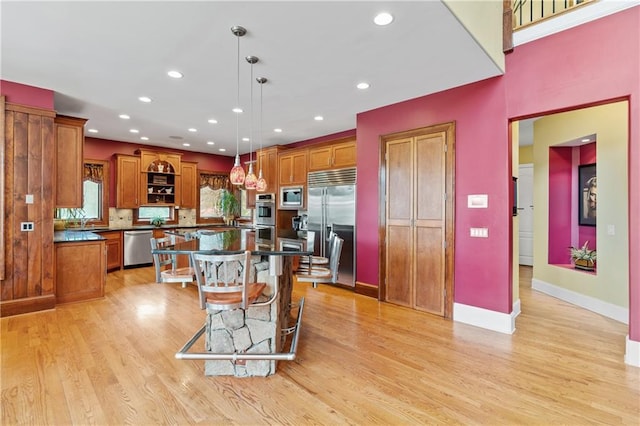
[197,171,230,224]
[56,160,109,227]
[138,206,172,220]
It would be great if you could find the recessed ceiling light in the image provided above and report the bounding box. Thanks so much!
[167,70,183,79]
[129,129,139,133]
[581,138,591,142]
[207,141,215,145]
[119,114,130,120]
[218,148,226,152]
[314,116,324,121]
[87,128,98,133]
[188,128,197,132]
[138,96,152,103]
[232,107,243,113]
[140,136,149,141]
[182,143,190,147]
[374,12,394,26]
[208,119,218,124]
[357,82,370,90]
[274,128,282,133]
[242,137,250,142]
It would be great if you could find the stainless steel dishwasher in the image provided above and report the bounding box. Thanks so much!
[123,230,154,267]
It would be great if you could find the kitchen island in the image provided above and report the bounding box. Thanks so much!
[153,227,312,377]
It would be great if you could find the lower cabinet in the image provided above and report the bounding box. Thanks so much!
[101,230,123,271]
[55,240,106,304]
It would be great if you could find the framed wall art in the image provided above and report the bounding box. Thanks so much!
[578,163,596,226]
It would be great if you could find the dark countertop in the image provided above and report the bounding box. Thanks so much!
[54,231,106,243]
[90,223,256,233]
[153,228,312,256]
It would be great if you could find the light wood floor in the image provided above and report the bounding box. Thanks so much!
[2,266,639,425]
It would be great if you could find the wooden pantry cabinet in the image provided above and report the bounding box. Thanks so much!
[308,138,356,171]
[279,149,307,186]
[55,115,87,208]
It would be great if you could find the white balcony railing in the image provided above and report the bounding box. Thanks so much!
[513,0,596,29]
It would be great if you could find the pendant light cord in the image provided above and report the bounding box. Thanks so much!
[235,31,240,159]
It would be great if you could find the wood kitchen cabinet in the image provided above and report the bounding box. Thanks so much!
[179,161,198,208]
[115,154,140,208]
[55,115,87,208]
[100,230,122,271]
[257,146,280,194]
[279,149,307,186]
[55,239,106,304]
[308,138,356,171]
[138,149,182,205]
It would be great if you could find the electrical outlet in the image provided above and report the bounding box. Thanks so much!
[21,222,34,232]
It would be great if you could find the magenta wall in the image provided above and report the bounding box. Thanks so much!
[548,147,573,264]
[357,78,512,313]
[356,5,640,334]
[1,80,54,110]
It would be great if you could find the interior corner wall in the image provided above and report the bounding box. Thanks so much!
[519,145,533,164]
[532,102,629,309]
[547,146,573,264]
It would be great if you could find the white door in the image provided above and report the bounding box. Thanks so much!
[518,164,534,266]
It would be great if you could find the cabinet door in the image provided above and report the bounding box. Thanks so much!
[116,155,140,208]
[291,151,308,185]
[55,240,106,304]
[279,154,293,185]
[180,161,198,208]
[331,140,356,169]
[257,147,279,192]
[55,115,87,208]
[308,146,332,171]
[101,231,122,271]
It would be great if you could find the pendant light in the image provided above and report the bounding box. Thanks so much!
[229,25,246,185]
[256,76,268,192]
[244,55,259,190]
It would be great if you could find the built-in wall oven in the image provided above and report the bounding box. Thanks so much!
[255,193,275,226]
[255,225,275,246]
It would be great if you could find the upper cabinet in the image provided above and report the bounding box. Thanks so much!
[137,149,182,205]
[115,154,140,208]
[179,161,198,209]
[279,149,307,186]
[55,115,87,207]
[308,138,356,171]
[257,146,280,194]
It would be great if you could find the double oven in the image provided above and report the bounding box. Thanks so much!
[255,193,276,245]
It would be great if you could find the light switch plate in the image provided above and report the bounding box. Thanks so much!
[470,227,488,238]
[468,194,488,208]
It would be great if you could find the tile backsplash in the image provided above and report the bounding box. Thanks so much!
[108,207,197,228]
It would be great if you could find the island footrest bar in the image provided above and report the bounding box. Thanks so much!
[175,297,305,361]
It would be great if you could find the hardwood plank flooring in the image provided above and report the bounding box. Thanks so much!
[2,265,639,425]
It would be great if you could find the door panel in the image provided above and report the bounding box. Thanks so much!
[415,227,444,314]
[416,133,445,221]
[386,138,413,223]
[519,164,534,266]
[386,226,412,307]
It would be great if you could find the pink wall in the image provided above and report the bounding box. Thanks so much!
[548,147,573,264]
[356,5,640,337]
[1,80,54,110]
[357,78,512,313]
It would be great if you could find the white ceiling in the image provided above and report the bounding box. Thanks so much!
[1,1,503,156]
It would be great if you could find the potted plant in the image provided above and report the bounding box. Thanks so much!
[150,216,165,227]
[217,190,240,226]
[569,241,597,271]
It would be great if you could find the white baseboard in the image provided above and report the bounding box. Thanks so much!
[625,335,640,367]
[531,279,628,324]
[453,303,516,334]
[512,299,521,317]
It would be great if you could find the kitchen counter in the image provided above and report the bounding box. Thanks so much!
[54,230,106,243]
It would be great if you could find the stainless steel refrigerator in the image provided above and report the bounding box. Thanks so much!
[307,168,356,287]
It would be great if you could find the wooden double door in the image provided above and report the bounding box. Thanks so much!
[381,122,455,318]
